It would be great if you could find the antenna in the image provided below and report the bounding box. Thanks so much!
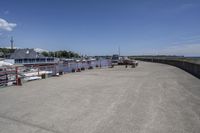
[10,36,14,49]
[118,46,120,56]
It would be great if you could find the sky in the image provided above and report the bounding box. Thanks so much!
[0,0,200,56]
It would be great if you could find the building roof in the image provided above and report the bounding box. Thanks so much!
[10,49,45,59]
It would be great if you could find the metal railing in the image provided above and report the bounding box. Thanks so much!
[0,66,18,87]
[0,59,112,87]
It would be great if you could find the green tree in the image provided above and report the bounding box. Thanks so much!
[41,51,49,57]
[40,50,80,58]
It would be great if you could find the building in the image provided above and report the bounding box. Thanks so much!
[7,49,56,66]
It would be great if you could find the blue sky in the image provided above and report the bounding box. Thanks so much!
[0,0,200,56]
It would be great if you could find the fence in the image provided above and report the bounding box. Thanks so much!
[136,58,200,79]
[58,59,112,73]
[0,66,19,87]
[0,59,112,87]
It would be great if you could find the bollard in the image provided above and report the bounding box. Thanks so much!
[17,78,22,86]
[76,68,81,72]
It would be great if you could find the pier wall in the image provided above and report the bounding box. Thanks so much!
[136,58,200,79]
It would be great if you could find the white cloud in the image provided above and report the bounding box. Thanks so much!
[165,3,198,14]
[172,37,200,45]
[34,48,49,53]
[4,10,9,15]
[0,18,16,31]
[159,44,200,56]
[179,3,195,10]
[175,3,198,13]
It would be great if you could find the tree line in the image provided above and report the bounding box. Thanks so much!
[0,48,15,58]
[41,50,80,58]
[0,48,80,58]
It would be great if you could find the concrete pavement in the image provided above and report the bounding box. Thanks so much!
[0,61,200,133]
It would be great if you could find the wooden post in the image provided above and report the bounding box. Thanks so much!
[15,66,18,86]
[38,65,40,76]
[55,64,57,75]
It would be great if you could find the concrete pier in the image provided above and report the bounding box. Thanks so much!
[0,61,200,133]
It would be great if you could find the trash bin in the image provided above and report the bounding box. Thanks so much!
[72,69,76,72]
[59,71,63,75]
[88,66,93,69]
[41,74,46,79]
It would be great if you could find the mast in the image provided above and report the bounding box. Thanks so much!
[10,36,14,49]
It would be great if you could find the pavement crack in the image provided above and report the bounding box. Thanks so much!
[0,114,61,133]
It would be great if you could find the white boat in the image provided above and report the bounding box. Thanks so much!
[23,76,42,81]
[0,61,13,67]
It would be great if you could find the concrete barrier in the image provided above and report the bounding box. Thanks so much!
[136,58,200,79]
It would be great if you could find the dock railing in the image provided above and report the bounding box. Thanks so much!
[0,59,112,87]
